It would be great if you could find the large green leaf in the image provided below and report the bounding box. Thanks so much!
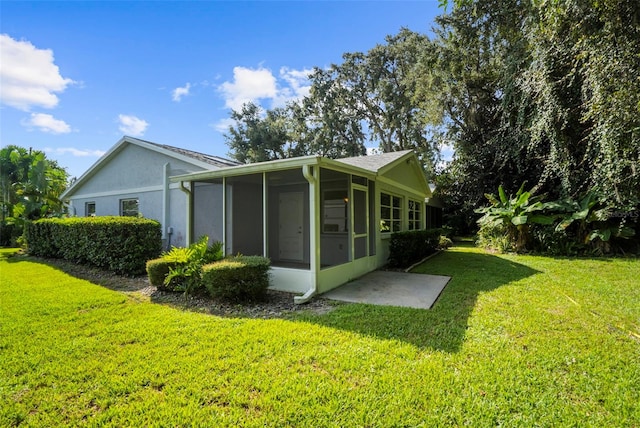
[511,215,528,226]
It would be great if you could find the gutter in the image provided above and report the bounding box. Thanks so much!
[294,164,318,304]
[179,180,192,246]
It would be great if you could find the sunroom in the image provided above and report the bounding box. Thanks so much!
[170,150,431,302]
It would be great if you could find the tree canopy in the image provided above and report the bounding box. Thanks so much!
[1,145,69,240]
[223,0,639,236]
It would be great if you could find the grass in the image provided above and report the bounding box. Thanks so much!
[1,245,639,426]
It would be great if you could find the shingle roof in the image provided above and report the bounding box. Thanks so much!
[130,138,241,168]
[334,150,414,172]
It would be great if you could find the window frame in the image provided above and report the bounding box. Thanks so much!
[85,201,96,217]
[120,198,139,217]
[408,199,422,231]
[380,192,402,233]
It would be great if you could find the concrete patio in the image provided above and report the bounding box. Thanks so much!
[322,270,451,309]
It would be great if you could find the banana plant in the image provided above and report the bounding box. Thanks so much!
[476,183,556,252]
[554,190,635,253]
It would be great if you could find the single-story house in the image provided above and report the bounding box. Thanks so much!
[61,136,239,248]
[62,136,436,302]
[171,149,432,303]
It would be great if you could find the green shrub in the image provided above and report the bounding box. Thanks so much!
[202,255,270,301]
[146,258,181,290]
[26,216,162,275]
[388,229,441,268]
[438,235,453,249]
[159,236,224,295]
[0,222,21,247]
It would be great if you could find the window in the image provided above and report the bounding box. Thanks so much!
[408,199,422,230]
[380,192,402,233]
[323,190,348,233]
[120,198,139,217]
[85,202,96,217]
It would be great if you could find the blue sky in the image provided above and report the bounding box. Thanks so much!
[1,1,443,178]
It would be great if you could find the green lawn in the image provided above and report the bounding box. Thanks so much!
[1,246,639,427]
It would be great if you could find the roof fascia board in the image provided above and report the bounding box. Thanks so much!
[170,155,321,182]
[61,136,130,199]
[61,136,220,199]
[376,150,416,175]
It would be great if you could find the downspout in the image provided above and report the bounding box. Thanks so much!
[294,164,318,304]
[162,163,172,249]
[179,180,192,246]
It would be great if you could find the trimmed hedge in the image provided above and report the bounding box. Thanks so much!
[388,228,441,269]
[26,216,162,275]
[146,258,180,290]
[202,255,270,301]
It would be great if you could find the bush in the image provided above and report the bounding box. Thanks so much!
[202,255,270,301]
[0,222,21,247]
[146,258,180,290]
[157,237,224,295]
[388,229,441,269]
[438,235,453,249]
[26,216,162,275]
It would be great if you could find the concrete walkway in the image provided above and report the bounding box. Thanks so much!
[322,270,451,309]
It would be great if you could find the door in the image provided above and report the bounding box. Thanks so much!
[279,191,304,261]
[352,186,368,260]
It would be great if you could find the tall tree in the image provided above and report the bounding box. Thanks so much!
[224,102,302,164]
[1,145,69,237]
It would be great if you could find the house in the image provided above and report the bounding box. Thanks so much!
[170,149,432,303]
[63,137,433,301]
[60,136,239,248]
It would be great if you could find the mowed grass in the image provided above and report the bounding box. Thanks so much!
[1,246,639,427]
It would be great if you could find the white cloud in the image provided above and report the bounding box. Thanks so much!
[276,67,312,103]
[212,117,236,133]
[219,66,278,110]
[44,147,106,157]
[172,82,191,102]
[0,34,75,111]
[21,113,72,134]
[118,114,148,136]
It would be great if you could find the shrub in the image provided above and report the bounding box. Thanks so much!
[26,216,162,275]
[438,235,453,249]
[158,236,224,295]
[146,258,180,290]
[0,222,21,247]
[388,229,441,268]
[202,255,270,301]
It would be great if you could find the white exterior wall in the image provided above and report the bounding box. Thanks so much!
[66,143,211,249]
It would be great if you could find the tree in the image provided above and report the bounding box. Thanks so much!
[0,145,69,243]
[420,0,640,233]
[224,102,302,164]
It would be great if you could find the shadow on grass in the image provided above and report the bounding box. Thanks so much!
[4,246,541,352]
[291,246,541,352]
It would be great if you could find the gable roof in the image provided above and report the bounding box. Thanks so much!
[334,150,414,173]
[61,136,239,199]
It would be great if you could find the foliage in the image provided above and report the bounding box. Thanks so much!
[477,185,637,254]
[145,258,178,288]
[475,184,556,252]
[202,255,271,301]
[422,0,640,231]
[438,235,453,249]
[387,229,441,268]
[0,145,69,242]
[2,246,639,426]
[160,237,224,295]
[25,216,161,275]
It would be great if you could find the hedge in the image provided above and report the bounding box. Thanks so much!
[202,255,270,301]
[387,228,441,269]
[26,216,162,275]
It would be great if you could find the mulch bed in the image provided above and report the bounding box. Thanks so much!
[20,254,339,319]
